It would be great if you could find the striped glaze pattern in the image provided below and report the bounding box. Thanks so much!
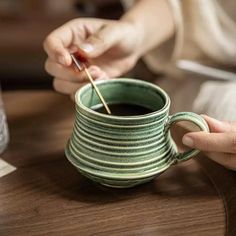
[65,79,209,188]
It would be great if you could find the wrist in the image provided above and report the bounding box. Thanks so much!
[120,0,175,56]
[120,15,146,56]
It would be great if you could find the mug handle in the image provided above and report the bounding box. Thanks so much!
[165,112,209,162]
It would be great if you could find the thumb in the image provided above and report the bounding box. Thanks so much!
[79,24,122,58]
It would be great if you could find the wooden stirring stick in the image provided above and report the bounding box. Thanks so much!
[70,54,111,115]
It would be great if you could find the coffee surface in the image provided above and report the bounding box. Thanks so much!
[92,103,154,116]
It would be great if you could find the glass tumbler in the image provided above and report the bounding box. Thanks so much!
[0,85,9,154]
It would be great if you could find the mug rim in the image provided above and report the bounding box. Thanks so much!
[75,78,170,121]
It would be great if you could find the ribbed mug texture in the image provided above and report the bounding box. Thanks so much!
[65,79,209,188]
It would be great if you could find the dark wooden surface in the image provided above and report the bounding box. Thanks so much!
[0,90,235,236]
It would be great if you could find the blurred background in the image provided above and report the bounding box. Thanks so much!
[0,0,156,91]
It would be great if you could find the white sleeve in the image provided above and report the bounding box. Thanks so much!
[122,0,236,75]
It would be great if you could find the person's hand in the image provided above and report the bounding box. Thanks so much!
[43,18,142,98]
[182,115,236,170]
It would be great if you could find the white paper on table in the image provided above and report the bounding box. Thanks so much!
[0,158,16,178]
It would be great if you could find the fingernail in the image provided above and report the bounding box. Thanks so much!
[79,43,94,53]
[58,56,66,66]
[182,136,194,147]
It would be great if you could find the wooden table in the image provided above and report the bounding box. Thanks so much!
[0,90,235,236]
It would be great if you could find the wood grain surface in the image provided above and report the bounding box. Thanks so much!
[0,90,234,236]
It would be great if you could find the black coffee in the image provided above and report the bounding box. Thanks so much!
[92,103,154,116]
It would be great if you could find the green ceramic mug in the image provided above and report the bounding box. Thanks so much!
[65,78,209,188]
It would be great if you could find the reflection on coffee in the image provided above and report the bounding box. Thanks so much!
[92,103,154,116]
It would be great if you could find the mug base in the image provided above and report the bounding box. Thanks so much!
[77,169,162,188]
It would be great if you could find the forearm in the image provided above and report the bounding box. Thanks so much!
[121,0,175,56]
